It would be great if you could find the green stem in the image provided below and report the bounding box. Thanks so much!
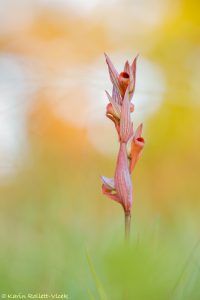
[125,211,131,242]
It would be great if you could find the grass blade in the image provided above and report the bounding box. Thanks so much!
[86,248,108,300]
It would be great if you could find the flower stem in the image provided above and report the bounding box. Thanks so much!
[125,211,131,242]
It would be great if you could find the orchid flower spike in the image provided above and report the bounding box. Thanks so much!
[101,53,144,240]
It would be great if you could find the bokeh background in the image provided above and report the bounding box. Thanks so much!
[0,0,200,299]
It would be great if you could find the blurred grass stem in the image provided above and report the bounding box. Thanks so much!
[125,212,131,241]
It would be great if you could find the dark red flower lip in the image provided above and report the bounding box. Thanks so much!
[136,137,145,143]
[119,72,130,79]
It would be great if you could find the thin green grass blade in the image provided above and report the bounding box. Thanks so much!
[170,239,200,299]
[86,249,108,300]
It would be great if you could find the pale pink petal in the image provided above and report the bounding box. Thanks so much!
[112,85,122,105]
[126,133,134,158]
[105,91,121,118]
[106,105,120,139]
[102,185,122,204]
[119,84,133,143]
[131,54,139,75]
[131,54,139,93]
[124,61,130,74]
[104,53,120,92]
[106,103,115,118]
[100,176,115,190]
[128,64,134,101]
[134,123,143,139]
[114,143,133,213]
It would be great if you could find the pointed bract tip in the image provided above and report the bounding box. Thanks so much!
[135,53,139,60]
[104,52,110,61]
[132,54,139,67]
[134,123,143,139]
[124,60,131,73]
[138,122,143,131]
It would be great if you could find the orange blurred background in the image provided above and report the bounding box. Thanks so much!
[0,0,199,215]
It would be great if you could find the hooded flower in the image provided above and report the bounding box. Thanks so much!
[104,53,138,100]
[100,143,133,213]
[128,123,145,174]
[105,86,122,137]
[105,65,134,137]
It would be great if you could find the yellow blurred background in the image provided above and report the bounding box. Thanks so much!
[0,0,200,297]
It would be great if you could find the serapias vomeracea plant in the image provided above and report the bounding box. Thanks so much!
[101,53,145,241]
